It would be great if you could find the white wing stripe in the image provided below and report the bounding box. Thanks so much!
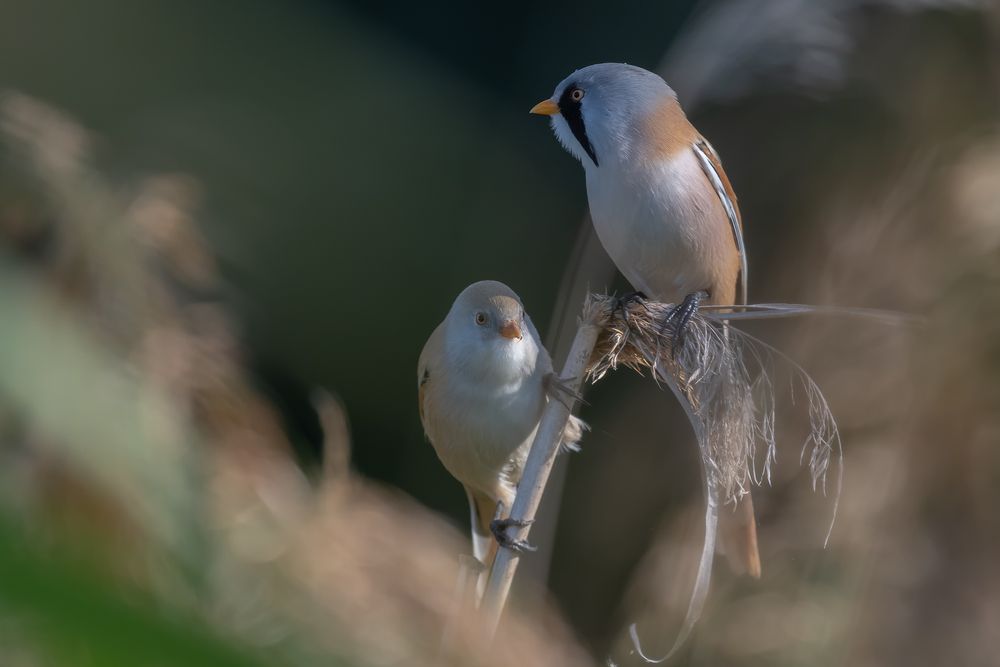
[692,141,748,305]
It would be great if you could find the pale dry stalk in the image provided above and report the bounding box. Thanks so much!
[479,298,608,637]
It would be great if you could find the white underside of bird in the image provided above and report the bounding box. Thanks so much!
[421,321,546,504]
[585,147,738,303]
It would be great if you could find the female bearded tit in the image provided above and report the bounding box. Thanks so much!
[532,63,759,578]
[418,280,585,568]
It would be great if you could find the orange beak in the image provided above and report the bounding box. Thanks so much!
[499,320,522,340]
[529,99,559,116]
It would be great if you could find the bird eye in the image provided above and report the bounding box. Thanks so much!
[570,87,585,102]
[475,312,488,326]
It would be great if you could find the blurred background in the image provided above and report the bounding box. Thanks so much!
[0,0,998,665]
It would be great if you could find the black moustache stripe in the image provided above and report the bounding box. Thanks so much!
[558,86,598,167]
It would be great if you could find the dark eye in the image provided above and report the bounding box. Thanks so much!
[570,87,585,102]
[475,312,488,326]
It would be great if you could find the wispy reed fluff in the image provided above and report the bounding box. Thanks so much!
[585,294,842,663]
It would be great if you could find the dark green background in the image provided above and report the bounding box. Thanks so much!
[0,0,697,510]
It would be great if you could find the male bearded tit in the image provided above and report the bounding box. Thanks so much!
[532,63,759,577]
[418,280,585,568]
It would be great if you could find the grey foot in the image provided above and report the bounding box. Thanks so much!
[614,290,648,329]
[490,516,536,554]
[663,291,706,358]
[544,373,583,411]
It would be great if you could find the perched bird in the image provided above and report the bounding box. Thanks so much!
[418,280,585,567]
[531,63,759,577]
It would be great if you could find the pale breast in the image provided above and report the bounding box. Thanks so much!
[423,371,544,497]
[585,149,737,304]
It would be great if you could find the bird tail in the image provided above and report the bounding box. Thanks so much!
[712,321,761,577]
[717,492,761,577]
[466,487,499,568]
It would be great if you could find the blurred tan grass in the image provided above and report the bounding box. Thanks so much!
[0,93,592,667]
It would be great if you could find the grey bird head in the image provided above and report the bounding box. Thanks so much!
[443,280,542,382]
[450,280,525,342]
[532,63,675,168]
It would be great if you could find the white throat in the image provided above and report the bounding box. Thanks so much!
[444,327,540,389]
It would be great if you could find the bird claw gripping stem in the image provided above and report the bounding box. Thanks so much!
[663,291,706,358]
[544,373,584,411]
[613,290,648,330]
[490,516,537,554]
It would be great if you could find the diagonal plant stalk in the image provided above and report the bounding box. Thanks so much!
[479,299,607,637]
[523,217,617,589]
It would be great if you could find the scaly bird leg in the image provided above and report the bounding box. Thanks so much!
[662,291,707,358]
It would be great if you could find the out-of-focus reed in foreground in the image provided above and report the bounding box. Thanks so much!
[0,94,590,667]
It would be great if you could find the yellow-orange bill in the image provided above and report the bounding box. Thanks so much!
[529,99,559,116]
[499,321,522,340]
